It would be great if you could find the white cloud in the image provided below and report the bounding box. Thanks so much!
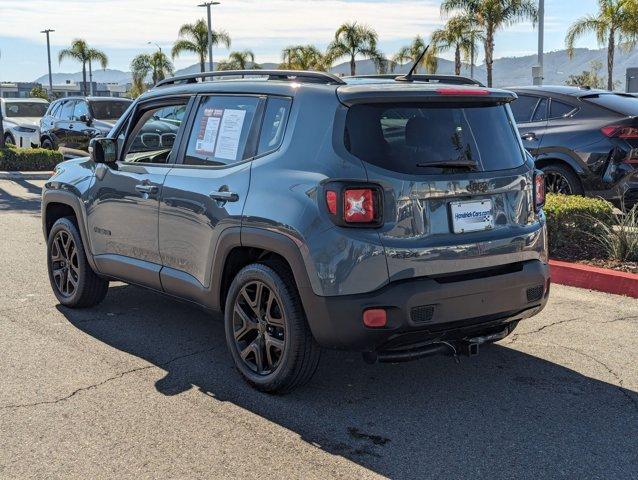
[0,0,443,51]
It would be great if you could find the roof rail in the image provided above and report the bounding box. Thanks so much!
[154,69,346,88]
[347,74,485,87]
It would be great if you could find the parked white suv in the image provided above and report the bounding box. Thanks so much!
[1,98,49,148]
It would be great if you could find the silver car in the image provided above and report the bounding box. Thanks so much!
[1,97,49,148]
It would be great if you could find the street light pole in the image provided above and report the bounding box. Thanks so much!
[198,2,220,72]
[533,0,545,85]
[41,29,55,97]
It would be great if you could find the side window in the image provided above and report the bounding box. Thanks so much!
[184,95,260,166]
[122,102,188,164]
[59,101,75,120]
[257,97,292,155]
[510,95,539,123]
[73,101,89,121]
[550,100,576,119]
[531,98,548,122]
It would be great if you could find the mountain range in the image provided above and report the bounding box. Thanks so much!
[33,47,638,89]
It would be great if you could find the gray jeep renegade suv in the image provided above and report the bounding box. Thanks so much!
[42,70,550,393]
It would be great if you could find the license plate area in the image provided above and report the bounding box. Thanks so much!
[450,199,494,233]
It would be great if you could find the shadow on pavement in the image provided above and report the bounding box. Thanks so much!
[0,179,42,213]
[59,284,638,479]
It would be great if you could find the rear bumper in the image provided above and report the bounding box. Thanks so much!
[303,259,550,351]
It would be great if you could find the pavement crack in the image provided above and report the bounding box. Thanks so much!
[0,347,216,411]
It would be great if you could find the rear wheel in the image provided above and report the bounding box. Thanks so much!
[47,217,109,308]
[224,262,321,393]
[41,138,54,150]
[542,163,583,195]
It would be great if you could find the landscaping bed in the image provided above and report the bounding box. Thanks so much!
[0,145,63,171]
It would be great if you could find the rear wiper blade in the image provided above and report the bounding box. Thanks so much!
[416,160,477,169]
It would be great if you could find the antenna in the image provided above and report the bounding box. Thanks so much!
[396,45,430,82]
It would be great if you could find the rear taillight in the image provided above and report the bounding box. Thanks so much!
[534,171,545,209]
[344,188,375,223]
[323,184,382,226]
[601,125,638,139]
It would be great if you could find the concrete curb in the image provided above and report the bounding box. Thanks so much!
[0,171,53,180]
[549,259,638,298]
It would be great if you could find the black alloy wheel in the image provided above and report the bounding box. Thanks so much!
[50,229,80,298]
[232,280,286,375]
[544,171,573,194]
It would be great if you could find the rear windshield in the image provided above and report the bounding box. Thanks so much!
[4,102,48,118]
[90,100,132,121]
[344,102,526,174]
[584,94,638,116]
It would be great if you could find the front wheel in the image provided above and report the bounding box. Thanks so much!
[224,262,321,393]
[47,217,109,308]
[41,138,54,150]
[4,133,15,146]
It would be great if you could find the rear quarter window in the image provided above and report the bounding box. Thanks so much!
[344,102,526,174]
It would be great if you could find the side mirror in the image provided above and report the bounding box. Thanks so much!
[79,114,91,125]
[90,137,118,165]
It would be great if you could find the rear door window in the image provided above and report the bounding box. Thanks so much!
[510,95,539,123]
[345,102,526,174]
[184,95,260,166]
[531,98,548,122]
[549,100,576,119]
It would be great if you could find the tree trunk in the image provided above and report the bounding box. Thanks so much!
[455,45,461,76]
[82,61,88,96]
[200,54,206,73]
[350,53,356,76]
[88,60,93,96]
[607,29,615,91]
[485,25,494,87]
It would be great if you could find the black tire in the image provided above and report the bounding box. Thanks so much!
[47,217,109,308]
[224,262,321,393]
[41,138,54,150]
[4,133,15,146]
[542,163,583,195]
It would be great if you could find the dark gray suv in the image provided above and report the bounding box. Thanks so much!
[42,70,550,393]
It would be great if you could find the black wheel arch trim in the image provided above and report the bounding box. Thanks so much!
[533,149,587,176]
[41,190,99,273]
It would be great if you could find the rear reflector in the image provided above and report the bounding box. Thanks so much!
[363,308,387,328]
[601,125,638,139]
[534,171,545,208]
[325,190,337,215]
[436,88,489,96]
[344,188,375,223]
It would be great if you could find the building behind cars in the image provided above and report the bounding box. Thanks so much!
[0,97,49,147]
[509,85,638,208]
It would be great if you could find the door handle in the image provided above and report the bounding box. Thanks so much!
[521,132,537,141]
[209,190,239,202]
[135,184,159,194]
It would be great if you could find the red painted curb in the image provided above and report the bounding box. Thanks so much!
[549,259,638,298]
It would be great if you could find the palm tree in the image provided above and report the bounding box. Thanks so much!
[327,22,386,76]
[279,45,330,71]
[86,48,108,96]
[217,50,259,70]
[393,36,438,74]
[566,0,638,91]
[131,51,174,88]
[441,0,538,87]
[431,16,483,76]
[58,39,92,95]
[171,19,231,72]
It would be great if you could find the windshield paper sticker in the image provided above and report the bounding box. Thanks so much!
[195,108,223,155]
[215,109,247,161]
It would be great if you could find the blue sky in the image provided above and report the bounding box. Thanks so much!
[0,0,602,81]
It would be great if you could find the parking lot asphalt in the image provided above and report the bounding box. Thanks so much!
[0,178,637,480]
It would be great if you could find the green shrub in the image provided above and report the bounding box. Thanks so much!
[593,204,638,262]
[0,145,64,171]
[544,193,614,260]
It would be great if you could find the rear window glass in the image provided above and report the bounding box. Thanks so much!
[90,100,132,121]
[344,103,525,174]
[585,94,638,116]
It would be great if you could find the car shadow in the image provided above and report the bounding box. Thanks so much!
[0,178,42,213]
[58,284,638,479]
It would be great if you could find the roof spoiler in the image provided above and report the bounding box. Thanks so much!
[154,69,346,88]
